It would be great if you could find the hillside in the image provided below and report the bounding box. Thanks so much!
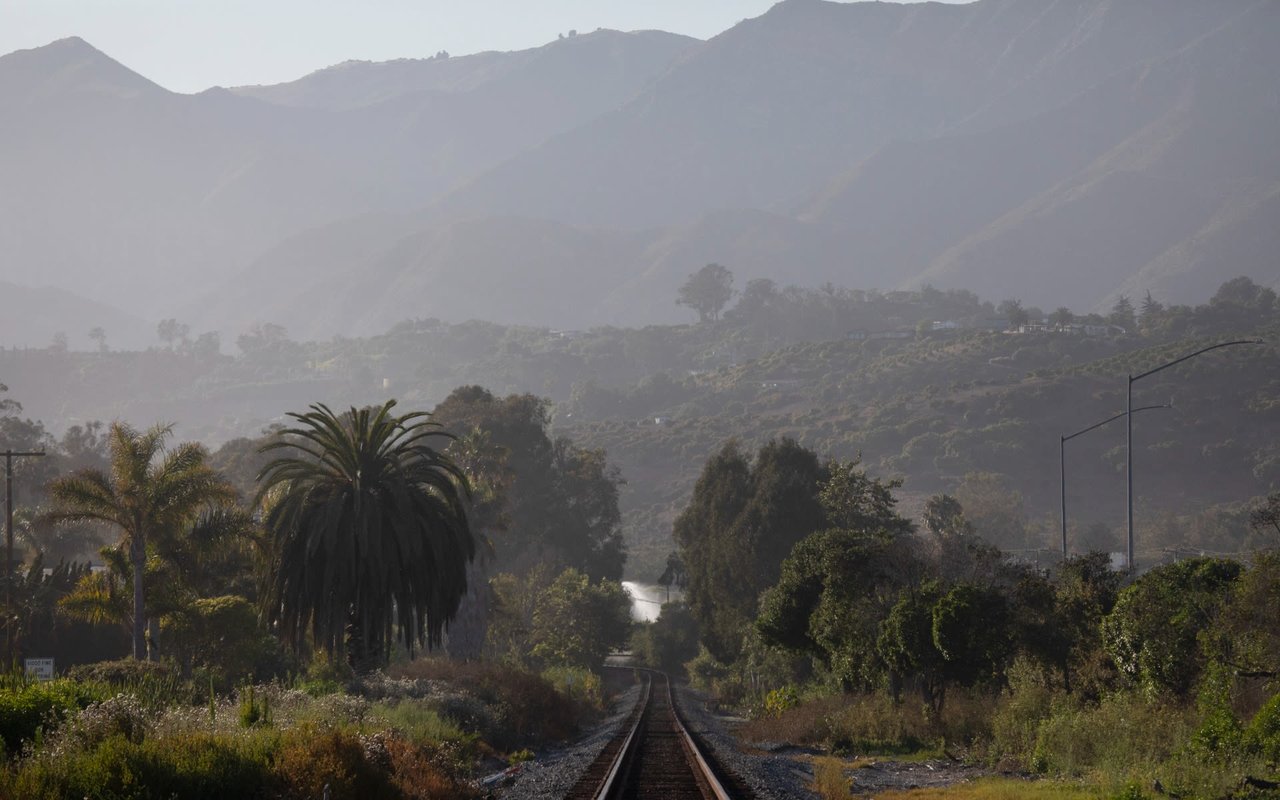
[0,281,152,350]
[0,30,695,343]
[4,277,1276,579]
[188,0,1280,338]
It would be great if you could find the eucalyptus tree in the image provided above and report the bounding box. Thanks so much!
[49,422,237,660]
[257,401,473,670]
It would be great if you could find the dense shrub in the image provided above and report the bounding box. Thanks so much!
[1245,691,1280,763]
[0,677,102,754]
[271,727,397,800]
[1029,694,1194,781]
[65,660,175,685]
[384,738,479,800]
[4,730,275,800]
[388,660,577,748]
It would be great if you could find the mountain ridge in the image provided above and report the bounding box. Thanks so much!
[2,0,1278,345]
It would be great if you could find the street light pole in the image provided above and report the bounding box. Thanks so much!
[1125,339,1265,571]
[1061,404,1170,559]
[3,449,46,666]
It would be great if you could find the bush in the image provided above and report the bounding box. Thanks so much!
[1030,694,1194,781]
[0,677,102,753]
[271,726,398,800]
[46,693,152,754]
[763,685,801,718]
[388,660,576,748]
[4,730,276,800]
[541,666,604,710]
[66,659,176,685]
[989,668,1059,770]
[384,737,479,800]
[297,650,357,696]
[64,659,190,707]
[371,701,466,745]
[1245,691,1280,762]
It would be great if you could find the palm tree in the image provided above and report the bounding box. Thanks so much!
[49,423,237,660]
[257,401,473,670]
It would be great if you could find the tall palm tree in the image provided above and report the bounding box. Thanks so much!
[257,401,473,670]
[49,423,237,660]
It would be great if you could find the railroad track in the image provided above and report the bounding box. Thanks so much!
[565,669,753,800]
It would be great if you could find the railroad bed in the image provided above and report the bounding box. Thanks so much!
[565,669,755,800]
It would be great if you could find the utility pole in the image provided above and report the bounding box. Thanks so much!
[1060,404,1171,559]
[1125,339,1264,571]
[4,449,46,666]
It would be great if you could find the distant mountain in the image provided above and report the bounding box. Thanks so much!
[189,209,843,339]
[913,0,1280,308]
[233,30,696,111]
[0,281,152,350]
[4,1,1279,341]
[0,31,696,323]
[439,0,1250,229]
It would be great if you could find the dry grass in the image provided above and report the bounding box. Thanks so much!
[742,690,993,756]
[811,755,851,799]
[873,777,1105,800]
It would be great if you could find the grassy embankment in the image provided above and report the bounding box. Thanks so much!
[0,659,605,800]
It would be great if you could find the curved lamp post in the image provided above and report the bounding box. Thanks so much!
[1061,404,1171,559]
[1126,339,1265,570]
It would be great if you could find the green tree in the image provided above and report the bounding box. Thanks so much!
[1053,552,1122,697]
[998,299,1030,328]
[931,583,1014,690]
[49,422,236,660]
[163,595,282,686]
[431,387,625,580]
[726,278,781,326]
[673,442,752,660]
[674,439,827,661]
[820,459,914,540]
[1140,291,1164,319]
[1109,295,1136,332]
[757,461,919,688]
[877,583,945,709]
[1102,557,1241,698]
[634,602,700,674]
[1210,276,1277,313]
[657,551,687,602]
[676,263,735,322]
[529,568,630,670]
[1208,550,1280,679]
[1250,493,1280,538]
[923,494,970,539]
[256,401,473,670]
[156,318,189,350]
[1049,307,1074,328]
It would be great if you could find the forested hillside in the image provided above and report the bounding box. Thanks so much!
[4,277,1276,579]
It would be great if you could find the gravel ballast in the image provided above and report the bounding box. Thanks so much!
[675,684,819,800]
[490,682,641,800]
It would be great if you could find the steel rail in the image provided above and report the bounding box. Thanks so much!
[592,671,652,799]
[666,674,733,800]
[573,668,743,800]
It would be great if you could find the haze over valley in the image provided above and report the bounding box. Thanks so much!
[4,4,1280,796]
[2,0,1277,347]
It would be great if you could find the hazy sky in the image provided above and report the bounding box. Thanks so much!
[2,0,961,93]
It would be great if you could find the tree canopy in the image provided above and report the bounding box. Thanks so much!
[49,422,237,660]
[676,263,735,322]
[257,401,473,670]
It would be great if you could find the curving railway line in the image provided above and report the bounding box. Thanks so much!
[565,669,754,800]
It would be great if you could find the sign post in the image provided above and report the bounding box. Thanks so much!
[23,657,53,681]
